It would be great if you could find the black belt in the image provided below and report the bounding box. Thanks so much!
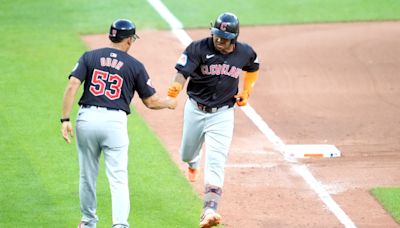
[196,102,232,113]
[81,104,121,112]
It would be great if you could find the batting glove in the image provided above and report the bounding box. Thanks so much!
[167,82,183,98]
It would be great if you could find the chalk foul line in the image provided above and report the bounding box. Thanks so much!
[147,1,356,227]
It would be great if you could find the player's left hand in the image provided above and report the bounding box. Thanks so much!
[61,121,74,144]
[234,90,249,106]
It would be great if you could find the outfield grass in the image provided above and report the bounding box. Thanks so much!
[371,188,400,223]
[163,0,400,27]
[1,0,399,226]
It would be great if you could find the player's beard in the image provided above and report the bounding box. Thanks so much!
[214,38,234,54]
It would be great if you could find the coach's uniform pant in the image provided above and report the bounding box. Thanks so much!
[180,98,234,188]
[76,106,130,228]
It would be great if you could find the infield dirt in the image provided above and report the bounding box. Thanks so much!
[83,21,400,227]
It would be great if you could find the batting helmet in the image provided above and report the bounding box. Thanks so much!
[109,19,139,43]
[210,12,239,41]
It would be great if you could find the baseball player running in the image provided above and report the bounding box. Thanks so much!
[61,19,177,228]
[167,12,260,228]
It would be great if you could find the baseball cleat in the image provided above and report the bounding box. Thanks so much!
[200,211,221,228]
[188,167,199,182]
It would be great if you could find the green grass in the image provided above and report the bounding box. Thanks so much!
[162,0,400,27]
[371,188,400,224]
[0,0,200,227]
[1,0,399,226]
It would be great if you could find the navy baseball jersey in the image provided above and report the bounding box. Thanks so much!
[175,37,259,108]
[70,47,155,114]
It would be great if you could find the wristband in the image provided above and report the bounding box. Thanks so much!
[60,117,70,123]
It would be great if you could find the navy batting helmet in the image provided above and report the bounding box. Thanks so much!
[210,12,239,41]
[109,19,139,43]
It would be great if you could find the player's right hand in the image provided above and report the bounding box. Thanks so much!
[61,122,74,144]
[234,90,249,106]
[167,82,183,98]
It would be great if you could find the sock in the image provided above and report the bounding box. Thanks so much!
[203,185,222,213]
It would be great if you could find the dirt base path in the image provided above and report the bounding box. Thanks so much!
[83,21,400,227]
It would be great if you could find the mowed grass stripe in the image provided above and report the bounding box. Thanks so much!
[0,0,200,227]
[162,0,400,27]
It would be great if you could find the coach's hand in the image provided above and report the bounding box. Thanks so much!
[166,97,178,109]
[61,121,74,144]
[235,90,249,106]
[167,82,183,98]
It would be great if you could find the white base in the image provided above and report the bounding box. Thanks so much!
[284,144,341,158]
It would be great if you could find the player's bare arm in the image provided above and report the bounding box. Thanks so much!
[61,76,81,143]
[142,93,177,110]
[167,72,186,98]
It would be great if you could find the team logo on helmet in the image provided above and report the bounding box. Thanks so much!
[111,29,117,37]
[220,22,228,31]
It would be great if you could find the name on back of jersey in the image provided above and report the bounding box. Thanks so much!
[200,64,242,79]
[100,57,124,70]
